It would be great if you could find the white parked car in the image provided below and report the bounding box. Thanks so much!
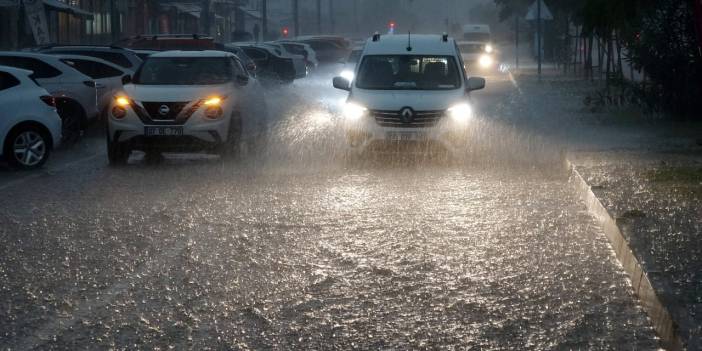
[106,50,268,164]
[55,55,128,119]
[0,66,62,169]
[0,52,98,143]
[37,45,143,72]
[332,34,485,154]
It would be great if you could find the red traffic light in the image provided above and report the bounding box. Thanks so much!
[389,21,396,29]
[282,27,290,37]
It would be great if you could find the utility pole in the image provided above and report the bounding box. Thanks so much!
[201,0,211,35]
[537,0,542,80]
[329,0,335,34]
[262,0,268,41]
[110,0,119,42]
[317,0,322,34]
[293,0,299,37]
[353,0,359,36]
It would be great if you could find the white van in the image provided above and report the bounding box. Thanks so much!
[460,24,495,70]
[332,34,485,153]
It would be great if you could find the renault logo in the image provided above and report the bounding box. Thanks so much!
[159,105,170,116]
[400,107,414,124]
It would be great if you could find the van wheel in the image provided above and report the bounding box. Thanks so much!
[4,125,51,170]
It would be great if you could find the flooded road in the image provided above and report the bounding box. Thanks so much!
[0,69,658,349]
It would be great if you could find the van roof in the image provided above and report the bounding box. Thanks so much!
[462,24,491,33]
[363,34,457,56]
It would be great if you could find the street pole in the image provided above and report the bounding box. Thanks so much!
[329,0,335,34]
[293,0,299,37]
[537,0,542,80]
[317,0,322,34]
[262,0,268,41]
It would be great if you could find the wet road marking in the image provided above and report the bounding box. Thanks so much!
[0,154,101,192]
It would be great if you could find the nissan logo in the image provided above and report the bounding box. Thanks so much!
[158,105,170,116]
[400,107,414,124]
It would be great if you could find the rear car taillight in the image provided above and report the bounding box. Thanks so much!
[40,95,56,107]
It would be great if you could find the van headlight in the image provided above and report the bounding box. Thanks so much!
[447,103,473,123]
[340,69,355,82]
[479,55,494,68]
[342,102,367,120]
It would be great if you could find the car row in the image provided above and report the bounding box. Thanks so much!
[0,65,62,169]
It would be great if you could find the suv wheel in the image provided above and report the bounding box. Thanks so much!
[106,131,129,165]
[4,125,51,170]
[219,112,243,159]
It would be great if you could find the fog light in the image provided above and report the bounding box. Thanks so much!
[112,106,127,119]
[205,106,224,119]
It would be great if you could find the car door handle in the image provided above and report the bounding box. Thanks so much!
[95,83,106,89]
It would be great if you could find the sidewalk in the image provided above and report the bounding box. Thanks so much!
[509,65,702,349]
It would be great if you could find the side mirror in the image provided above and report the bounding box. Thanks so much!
[121,74,132,85]
[466,77,486,91]
[246,62,257,72]
[236,74,250,86]
[333,76,351,91]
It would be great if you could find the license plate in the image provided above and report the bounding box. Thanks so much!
[386,131,427,141]
[144,126,183,136]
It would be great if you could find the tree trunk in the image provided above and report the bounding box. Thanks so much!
[606,31,613,90]
[588,34,594,81]
[563,16,569,75]
[573,26,580,75]
[616,31,624,80]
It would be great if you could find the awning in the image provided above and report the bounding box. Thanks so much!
[238,6,261,20]
[0,0,17,7]
[161,2,202,19]
[43,0,94,19]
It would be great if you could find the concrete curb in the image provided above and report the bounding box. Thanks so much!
[567,159,684,351]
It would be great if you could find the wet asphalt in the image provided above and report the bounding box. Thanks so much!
[0,67,658,349]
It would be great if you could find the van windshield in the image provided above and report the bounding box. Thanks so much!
[463,33,491,42]
[459,43,486,54]
[355,55,461,90]
[134,57,232,85]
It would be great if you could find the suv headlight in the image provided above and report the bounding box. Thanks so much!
[342,102,367,120]
[112,96,130,119]
[447,103,473,123]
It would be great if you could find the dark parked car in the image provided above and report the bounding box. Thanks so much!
[114,34,217,51]
[296,37,350,63]
[233,44,298,85]
[275,41,319,71]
